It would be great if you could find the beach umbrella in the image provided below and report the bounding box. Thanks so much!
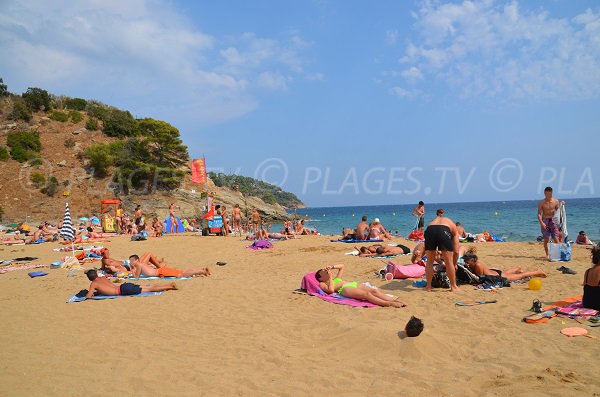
[90,216,100,225]
[60,203,76,256]
[79,217,89,221]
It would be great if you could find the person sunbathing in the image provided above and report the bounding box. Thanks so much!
[84,269,177,299]
[314,264,406,307]
[583,246,600,310]
[100,248,164,274]
[462,254,547,281]
[24,226,55,244]
[576,231,594,246]
[356,244,410,257]
[128,254,211,278]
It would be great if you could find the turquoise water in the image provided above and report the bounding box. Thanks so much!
[287,198,600,242]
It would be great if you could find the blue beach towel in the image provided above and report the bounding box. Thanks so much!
[66,290,164,303]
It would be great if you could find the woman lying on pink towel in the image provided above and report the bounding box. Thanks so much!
[314,264,406,308]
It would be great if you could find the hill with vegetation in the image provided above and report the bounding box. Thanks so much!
[0,78,303,224]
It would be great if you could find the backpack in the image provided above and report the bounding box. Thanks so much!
[431,269,450,288]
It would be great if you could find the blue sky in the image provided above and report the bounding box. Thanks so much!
[1,0,599,207]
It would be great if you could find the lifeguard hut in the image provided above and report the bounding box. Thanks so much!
[100,199,122,232]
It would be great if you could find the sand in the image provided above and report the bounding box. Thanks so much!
[0,234,598,396]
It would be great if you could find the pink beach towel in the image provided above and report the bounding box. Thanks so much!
[385,262,425,279]
[300,272,376,307]
[556,300,599,317]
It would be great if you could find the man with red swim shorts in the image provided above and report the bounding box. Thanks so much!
[128,254,211,278]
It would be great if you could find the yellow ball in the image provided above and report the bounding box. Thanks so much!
[528,278,542,290]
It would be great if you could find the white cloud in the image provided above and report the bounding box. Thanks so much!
[390,0,600,102]
[0,0,316,128]
[256,72,289,91]
[386,29,399,44]
[390,86,421,99]
[306,72,325,81]
[400,66,423,83]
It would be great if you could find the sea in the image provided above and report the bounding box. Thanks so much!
[282,198,600,242]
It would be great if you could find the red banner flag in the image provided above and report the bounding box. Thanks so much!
[191,158,207,184]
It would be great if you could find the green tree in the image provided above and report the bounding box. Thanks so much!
[22,87,51,111]
[65,97,87,110]
[103,108,136,137]
[8,98,32,121]
[137,118,188,167]
[0,78,8,97]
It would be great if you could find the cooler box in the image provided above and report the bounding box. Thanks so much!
[208,216,223,234]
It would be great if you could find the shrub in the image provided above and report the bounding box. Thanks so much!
[62,179,70,187]
[0,146,8,161]
[85,117,99,131]
[102,108,137,137]
[65,98,87,111]
[8,99,32,121]
[49,111,69,122]
[69,110,82,123]
[30,172,46,188]
[41,176,59,196]
[28,157,43,167]
[22,87,51,111]
[7,131,41,163]
[85,100,109,120]
[64,137,76,148]
[0,206,4,222]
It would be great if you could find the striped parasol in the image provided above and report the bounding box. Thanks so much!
[60,203,75,241]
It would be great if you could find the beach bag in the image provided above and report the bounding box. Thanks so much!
[385,263,425,279]
[431,269,450,288]
[549,242,571,262]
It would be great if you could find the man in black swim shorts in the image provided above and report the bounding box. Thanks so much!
[423,209,460,292]
[84,269,178,299]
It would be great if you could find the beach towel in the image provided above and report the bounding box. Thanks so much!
[330,238,383,243]
[164,216,185,234]
[384,262,425,279]
[117,275,192,281]
[556,300,598,317]
[246,240,273,250]
[28,271,48,278]
[300,272,377,307]
[66,290,164,303]
[0,264,46,274]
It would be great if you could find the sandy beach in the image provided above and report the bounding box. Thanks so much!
[0,234,598,396]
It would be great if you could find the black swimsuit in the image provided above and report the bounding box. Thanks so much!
[424,225,454,251]
[582,269,600,310]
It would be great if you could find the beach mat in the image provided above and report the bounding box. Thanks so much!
[523,295,582,324]
[66,290,164,303]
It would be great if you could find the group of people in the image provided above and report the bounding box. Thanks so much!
[342,216,394,241]
[83,248,213,299]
